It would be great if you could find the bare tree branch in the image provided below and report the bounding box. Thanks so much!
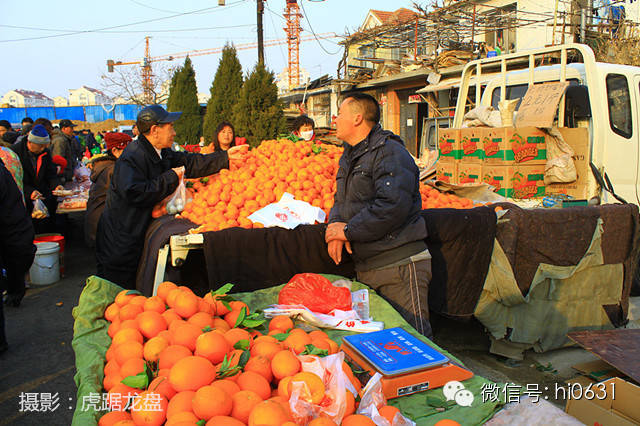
[100,63,176,105]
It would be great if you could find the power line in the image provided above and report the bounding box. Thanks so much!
[299,0,341,55]
[0,23,257,34]
[0,0,248,43]
[128,0,184,14]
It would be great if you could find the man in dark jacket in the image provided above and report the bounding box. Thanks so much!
[50,119,78,183]
[325,93,432,338]
[96,105,248,289]
[85,132,132,247]
[0,159,36,353]
[10,125,64,233]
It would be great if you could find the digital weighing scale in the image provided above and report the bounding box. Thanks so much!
[341,327,474,399]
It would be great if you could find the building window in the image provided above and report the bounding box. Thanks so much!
[485,4,517,53]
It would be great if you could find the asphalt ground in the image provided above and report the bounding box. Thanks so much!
[1,213,635,425]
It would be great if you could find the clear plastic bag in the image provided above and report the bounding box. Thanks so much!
[32,198,49,219]
[151,167,192,218]
[356,373,416,426]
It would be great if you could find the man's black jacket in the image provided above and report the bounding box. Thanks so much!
[10,140,60,213]
[329,123,427,271]
[96,134,229,280]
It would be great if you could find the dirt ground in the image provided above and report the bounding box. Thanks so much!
[51,119,135,133]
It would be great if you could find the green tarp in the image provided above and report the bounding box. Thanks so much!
[72,275,504,425]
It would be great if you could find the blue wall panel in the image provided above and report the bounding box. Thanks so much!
[55,106,85,121]
[0,108,27,126]
[26,107,55,121]
[85,105,114,122]
[114,104,144,121]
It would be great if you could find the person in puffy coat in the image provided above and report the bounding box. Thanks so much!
[324,93,433,338]
[84,132,132,248]
[96,105,248,289]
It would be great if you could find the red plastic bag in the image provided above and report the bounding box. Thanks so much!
[278,273,351,314]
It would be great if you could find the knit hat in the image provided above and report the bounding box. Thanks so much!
[104,132,132,151]
[28,124,50,145]
[52,155,67,175]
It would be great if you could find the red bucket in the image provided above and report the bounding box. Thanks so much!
[34,234,65,277]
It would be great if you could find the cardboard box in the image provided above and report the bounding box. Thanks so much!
[505,127,547,165]
[460,128,483,163]
[483,127,510,163]
[457,163,482,186]
[436,161,458,184]
[482,164,545,198]
[565,377,640,426]
[546,127,590,199]
[438,128,461,162]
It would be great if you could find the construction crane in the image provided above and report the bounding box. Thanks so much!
[284,0,302,90]
[107,33,338,102]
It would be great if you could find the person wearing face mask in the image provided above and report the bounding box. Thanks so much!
[211,121,247,152]
[292,115,316,142]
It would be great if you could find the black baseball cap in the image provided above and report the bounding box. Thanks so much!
[137,105,182,125]
[59,119,77,128]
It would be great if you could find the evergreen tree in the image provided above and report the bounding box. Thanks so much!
[233,62,285,148]
[166,56,201,145]
[202,44,244,144]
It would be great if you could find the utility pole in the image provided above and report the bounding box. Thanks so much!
[257,0,264,65]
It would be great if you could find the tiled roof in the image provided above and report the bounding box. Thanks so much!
[370,8,417,25]
[82,86,107,96]
[14,89,52,100]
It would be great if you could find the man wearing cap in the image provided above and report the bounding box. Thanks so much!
[85,132,132,248]
[96,105,248,289]
[10,124,64,231]
[51,119,78,183]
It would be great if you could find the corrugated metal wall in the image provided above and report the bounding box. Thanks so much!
[0,104,169,126]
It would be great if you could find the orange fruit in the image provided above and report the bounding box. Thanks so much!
[165,288,184,309]
[166,390,195,419]
[119,303,143,321]
[112,328,143,346]
[148,375,176,400]
[188,311,215,330]
[244,355,273,383]
[130,391,168,426]
[104,359,120,377]
[143,336,169,362]
[103,373,123,392]
[195,331,231,364]
[104,303,120,322]
[119,357,145,378]
[192,384,233,420]
[170,321,202,351]
[115,290,137,307]
[199,298,215,315]
[157,281,177,301]
[308,330,329,340]
[129,295,147,307]
[248,400,290,426]
[342,362,362,393]
[224,309,245,329]
[277,376,292,398]
[283,332,311,354]
[344,390,356,416]
[119,319,139,331]
[114,341,143,366]
[342,414,375,426]
[98,410,132,426]
[236,371,272,400]
[379,405,400,424]
[271,349,301,380]
[211,379,241,396]
[308,418,338,426]
[174,291,199,318]
[230,390,263,424]
[169,356,216,392]
[251,341,281,361]
[137,310,168,339]
[224,328,252,348]
[213,317,231,332]
[107,383,139,410]
[143,296,166,313]
[268,316,294,333]
[288,371,325,404]
[107,319,121,338]
[205,416,245,426]
[158,345,192,370]
[162,309,182,327]
[164,411,199,426]
[253,335,280,345]
[434,421,462,426]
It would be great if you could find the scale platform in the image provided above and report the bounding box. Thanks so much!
[341,327,473,399]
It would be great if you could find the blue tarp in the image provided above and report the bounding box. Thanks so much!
[0,108,26,127]
[55,106,85,121]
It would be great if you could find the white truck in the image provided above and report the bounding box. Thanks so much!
[452,43,639,205]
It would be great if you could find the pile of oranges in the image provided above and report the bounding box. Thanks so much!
[99,282,401,426]
[180,138,487,234]
[181,139,342,233]
[419,184,486,210]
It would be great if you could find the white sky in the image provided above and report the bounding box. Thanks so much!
[1,0,422,99]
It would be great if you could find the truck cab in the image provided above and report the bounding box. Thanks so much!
[452,43,640,205]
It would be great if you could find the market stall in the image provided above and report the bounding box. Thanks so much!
[72,275,505,426]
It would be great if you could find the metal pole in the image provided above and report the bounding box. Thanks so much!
[414,17,418,60]
[552,0,559,45]
[471,5,476,44]
[580,8,587,42]
[257,0,264,65]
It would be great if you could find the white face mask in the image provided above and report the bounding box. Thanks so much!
[300,130,314,141]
